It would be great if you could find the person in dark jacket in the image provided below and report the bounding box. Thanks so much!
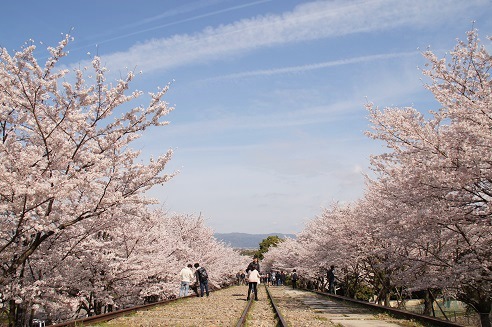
[291,269,298,289]
[194,263,209,297]
[280,271,286,286]
[246,256,260,273]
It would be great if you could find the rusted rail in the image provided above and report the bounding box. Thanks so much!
[48,294,197,327]
[235,295,254,327]
[265,285,288,327]
[235,284,288,327]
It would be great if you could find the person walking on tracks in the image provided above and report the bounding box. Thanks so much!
[270,271,276,286]
[178,263,195,297]
[280,271,286,286]
[194,263,209,297]
[240,270,246,285]
[236,270,241,285]
[247,256,260,273]
[291,269,298,289]
[246,268,261,301]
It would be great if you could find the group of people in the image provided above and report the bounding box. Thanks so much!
[264,270,287,286]
[235,270,247,285]
[178,263,210,298]
[179,259,335,300]
[243,257,302,301]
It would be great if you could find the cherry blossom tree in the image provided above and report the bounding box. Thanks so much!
[0,35,176,326]
[366,29,491,326]
[1,35,249,327]
[267,200,404,302]
[266,29,491,327]
[263,202,368,294]
[262,237,305,273]
[4,204,248,325]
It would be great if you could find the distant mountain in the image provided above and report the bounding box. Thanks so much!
[214,232,296,249]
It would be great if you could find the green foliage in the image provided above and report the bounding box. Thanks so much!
[254,235,284,260]
[341,273,374,301]
[239,249,257,257]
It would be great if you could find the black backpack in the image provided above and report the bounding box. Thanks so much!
[198,267,208,281]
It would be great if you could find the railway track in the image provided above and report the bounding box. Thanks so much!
[50,285,281,327]
[235,284,286,327]
[306,289,466,327]
[48,285,467,326]
[268,287,466,327]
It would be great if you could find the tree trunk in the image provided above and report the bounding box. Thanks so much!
[459,285,491,327]
[476,302,491,327]
[384,291,391,307]
[9,300,28,327]
[422,289,433,316]
[8,300,15,327]
[376,289,384,305]
[479,311,491,327]
[480,313,492,327]
[383,277,391,307]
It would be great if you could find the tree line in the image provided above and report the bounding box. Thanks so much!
[0,36,248,326]
[263,29,491,327]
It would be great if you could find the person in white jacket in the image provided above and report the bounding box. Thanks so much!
[178,264,195,297]
[247,269,261,301]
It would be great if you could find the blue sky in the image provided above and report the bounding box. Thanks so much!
[2,1,491,234]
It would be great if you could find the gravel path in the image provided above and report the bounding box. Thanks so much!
[94,285,274,327]
[244,286,277,327]
[88,285,429,327]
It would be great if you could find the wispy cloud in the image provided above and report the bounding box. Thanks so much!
[95,0,273,46]
[155,99,361,140]
[87,0,486,74]
[203,51,421,81]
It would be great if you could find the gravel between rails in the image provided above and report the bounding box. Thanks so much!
[244,285,277,327]
[90,285,274,327]
[266,286,428,327]
[266,286,335,327]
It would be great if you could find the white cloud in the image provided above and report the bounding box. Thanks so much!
[94,0,273,47]
[203,51,421,80]
[75,0,488,74]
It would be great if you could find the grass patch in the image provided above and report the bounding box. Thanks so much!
[373,312,426,327]
[314,315,329,321]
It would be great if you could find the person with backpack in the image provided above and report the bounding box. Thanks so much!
[194,263,209,297]
[291,269,298,289]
